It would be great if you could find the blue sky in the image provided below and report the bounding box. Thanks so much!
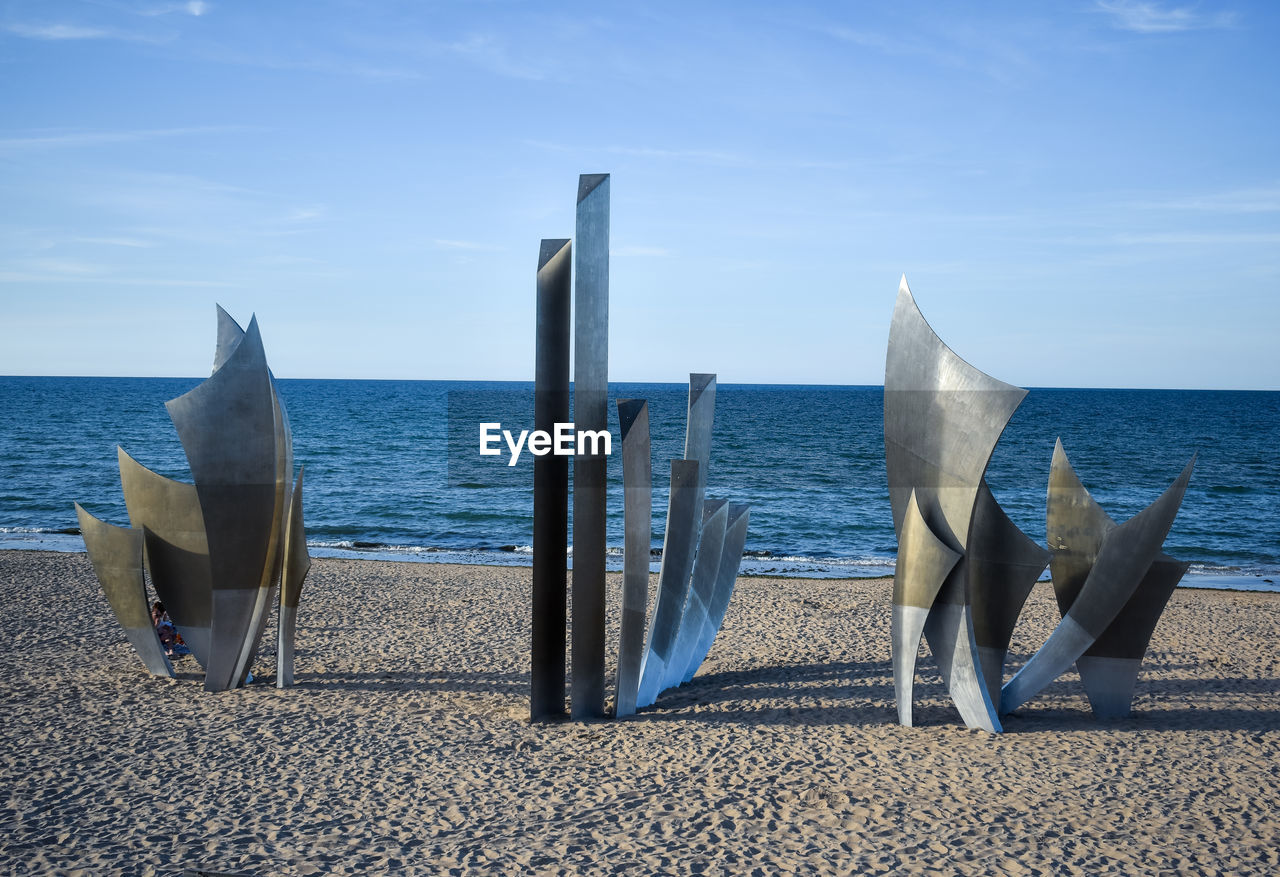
[1,1,1277,388]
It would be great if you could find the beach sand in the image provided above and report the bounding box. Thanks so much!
[1,550,1277,875]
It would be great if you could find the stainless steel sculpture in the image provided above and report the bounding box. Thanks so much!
[532,238,572,720]
[885,275,1025,732]
[572,173,610,719]
[630,374,750,710]
[885,277,1196,728]
[74,504,174,677]
[1000,439,1194,716]
[75,306,306,692]
[614,398,651,719]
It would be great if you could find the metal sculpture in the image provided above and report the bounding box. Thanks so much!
[75,306,306,691]
[531,238,572,720]
[1000,439,1194,716]
[74,504,174,677]
[572,173,610,719]
[614,398,652,719]
[885,277,1196,728]
[885,275,1029,732]
[629,374,751,710]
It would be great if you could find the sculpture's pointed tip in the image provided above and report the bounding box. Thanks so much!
[899,274,911,295]
[538,238,571,271]
[688,373,716,406]
[577,173,609,203]
[617,398,647,440]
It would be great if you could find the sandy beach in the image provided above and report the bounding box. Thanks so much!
[1,549,1277,875]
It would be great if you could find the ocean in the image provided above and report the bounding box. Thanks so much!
[1,377,1277,591]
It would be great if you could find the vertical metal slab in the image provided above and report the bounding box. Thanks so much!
[277,467,310,688]
[532,238,572,721]
[683,503,751,683]
[1001,452,1195,713]
[572,173,610,719]
[636,459,701,709]
[614,398,651,718]
[212,303,246,373]
[117,447,213,669]
[74,504,174,677]
[664,498,729,691]
[166,317,281,692]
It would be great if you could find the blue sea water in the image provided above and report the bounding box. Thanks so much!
[1,377,1277,590]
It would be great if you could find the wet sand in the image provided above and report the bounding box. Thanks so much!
[1,550,1277,875]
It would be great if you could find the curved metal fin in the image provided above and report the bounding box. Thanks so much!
[684,502,751,683]
[166,316,280,692]
[893,489,962,726]
[75,503,173,677]
[968,481,1050,711]
[277,467,310,688]
[614,399,651,718]
[117,447,212,669]
[636,459,701,709]
[665,498,729,692]
[212,304,246,374]
[1002,453,1195,714]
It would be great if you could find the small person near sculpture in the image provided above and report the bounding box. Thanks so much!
[150,601,189,659]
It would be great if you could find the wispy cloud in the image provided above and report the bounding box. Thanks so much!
[3,21,168,43]
[1094,1,1237,33]
[138,1,210,16]
[0,125,251,152]
[1114,231,1280,245]
[72,236,156,248]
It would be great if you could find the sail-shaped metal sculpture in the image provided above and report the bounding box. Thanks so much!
[75,306,306,692]
[885,275,1027,732]
[1000,439,1194,716]
[74,504,174,677]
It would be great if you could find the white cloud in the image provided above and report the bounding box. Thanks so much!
[0,125,252,152]
[1095,1,1237,33]
[5,23,116,40]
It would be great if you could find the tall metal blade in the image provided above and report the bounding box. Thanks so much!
[572,173,610,720]
[664,498,729,691]
[614,398,651,718]
[276,467,311,688]
[165,316,281,692]
[532,238,572,720]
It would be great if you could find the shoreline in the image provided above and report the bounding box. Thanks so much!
[2,539,1276,593]
[2,549,1277,874]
